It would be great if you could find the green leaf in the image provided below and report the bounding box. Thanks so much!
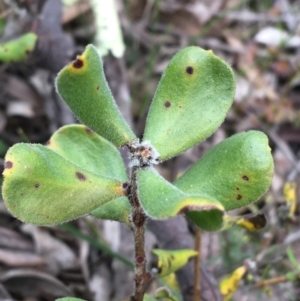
[143,46,235,160]
[47,124,127,181]
[0,32,37,62]
[137,169,224,231]
[47,124,131,224]
[152,249,197,278]
[55,44,136,146]
[2,144,126,225]
[91,196,131,225]
[175,131,274,211]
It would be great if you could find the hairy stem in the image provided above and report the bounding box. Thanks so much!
[129,166,147,301]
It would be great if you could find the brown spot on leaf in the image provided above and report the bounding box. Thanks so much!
[236,187,240,190]
[35,184,40,189]
[46,140,51,146]
[4,161,13,169]
[236,194,242,200]
[96,85,100,91]
[73,57,84,69]
[186,66,194,75]
[242,175,249,181]
[164,101,171,108]
[76,171,86,181]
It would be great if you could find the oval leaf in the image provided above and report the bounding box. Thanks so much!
[175,131,274,211]
[47,124,130,224]
[137,169,224,231]
[152,249,197,278]
[47,124,127,181]
[0,32,37,62]
[55,44,136,146]
[2,144,125,225]
[143,46,235,160]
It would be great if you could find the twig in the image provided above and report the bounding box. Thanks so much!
[129,166,148,301]
[193,228,201,301]
[256,275,288,288]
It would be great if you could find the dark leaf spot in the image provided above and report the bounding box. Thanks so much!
[73,58,84,69]
[236,187,240,190]
[76,171,86,181]
[170,255,175,260]
[96,85,100,90]
[242,175,249,181]
[122,182,129,189]
[164,101,171,108]
[46,140,51,146]
[35,184,40,189]
[4,161,13,169]
[236,194,242,200]
[186,66,194,75]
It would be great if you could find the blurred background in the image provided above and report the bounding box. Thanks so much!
[0,0,300,300]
